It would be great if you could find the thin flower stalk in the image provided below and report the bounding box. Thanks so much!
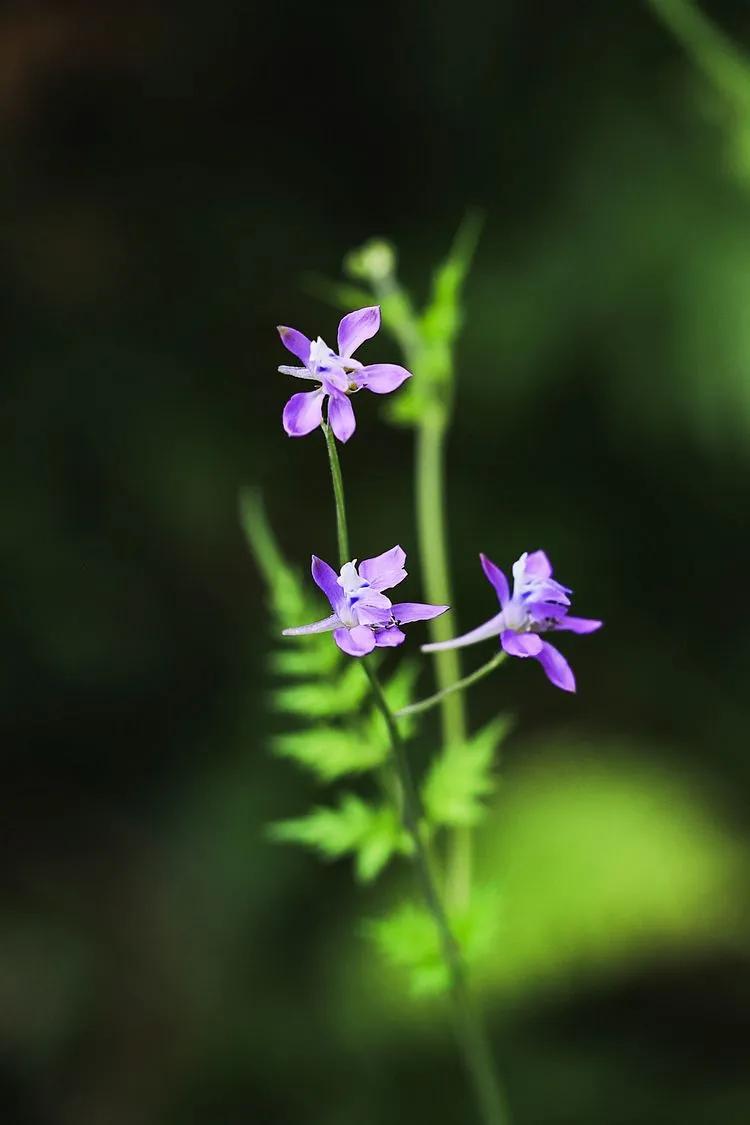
[320,429,509,1125]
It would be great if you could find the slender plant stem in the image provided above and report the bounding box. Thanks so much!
[396,651,507,719]
[416,403,472,909]
[363,663,508,1125]
[323,421,350,563]
[647,0,750,111]
[321,424,509,1124]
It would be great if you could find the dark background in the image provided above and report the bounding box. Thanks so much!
[2,2,750,1122]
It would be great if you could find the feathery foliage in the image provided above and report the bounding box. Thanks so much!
[368,888,502,996]
[422,716,512,829]
[270,794,411,883]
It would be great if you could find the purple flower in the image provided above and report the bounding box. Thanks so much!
[277,306,411,442]
[283,546,448,657]
[422,550,602,692]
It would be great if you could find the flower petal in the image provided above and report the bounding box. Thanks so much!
[334,625,376,657]
[480,554,510,608]
[282,614,340,636]
[535,640,576,692]
[528,601,568,624]
[311,556,343,613]
[277,326,312,364]
[355,603,392,626]
[283,389,324,437]
[337,306,380,358]
[374,627,406,648]
[355,363,411,394]
[555,616,603,634]
[327,393,356,443]
[524,550,553,579]
[391,601,449,623]
[501,630,543,657]
[422,611,505,652]
[359,546,407,591]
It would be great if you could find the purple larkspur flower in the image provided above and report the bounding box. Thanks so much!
[277,306,411,442]
[282,546,448,657]
[422,550,602,692]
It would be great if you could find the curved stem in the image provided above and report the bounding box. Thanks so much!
[396,651,507,719]
[363,663,509,1125]
[416,405,471,908]
[322,422,509,1123]
[323,422,350,564]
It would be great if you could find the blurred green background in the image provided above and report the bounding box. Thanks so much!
[3,1,750,1122]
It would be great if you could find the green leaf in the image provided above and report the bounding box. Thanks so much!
[239,488,317,625]
[273,658,370,718]
[422,715,512,828]
[269,794,409,882]
[269,639,341,678]
[273,725,388,782]
[368,889,501,996]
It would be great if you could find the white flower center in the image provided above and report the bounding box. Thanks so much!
[337,560,369,601]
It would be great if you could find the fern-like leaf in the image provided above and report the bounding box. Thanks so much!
[422,715,512,829]
[270,794,410,882]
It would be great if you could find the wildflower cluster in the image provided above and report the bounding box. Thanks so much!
[276,303,601,691]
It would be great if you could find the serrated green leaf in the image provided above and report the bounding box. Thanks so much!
[273,725,388,782]
[273,658,370,718]
[367,887,502,996]
[269,640,341,678]
[270,794,408,882]
[422,715,512,829]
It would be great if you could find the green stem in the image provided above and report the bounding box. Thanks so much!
[363,663,509,1125]
[416,404,471,909]
[396,651,507,719]
[322,424,509,1124]
[647,0,750,112]
[323,422,350,564]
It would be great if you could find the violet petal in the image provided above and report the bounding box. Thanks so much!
[524,550,553,579]
[311,556,344,614]
[501,630,543,658]
[337,306,380,358]
[480,553,510,608]
[327,393,356,443]
[374,627,406,648]
[333,625,376,657]
[359,546,407,591]
[555,616,603,634]
[277,326,312,364]
[355,363,411,394]
[535,640,576,692]
[391,601,449,623]
[355,603,393,627]
[283,389,324,437]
